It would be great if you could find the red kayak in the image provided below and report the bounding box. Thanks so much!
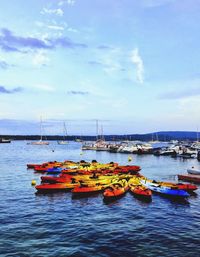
[113,165,141,174]
[171,183,197,192]
[27,163,48,169]
[155,181,198,192]
[72,185,104,197]
[27,164,39,169]
[41,174,73,183]
[34,167,49,173]
[130,185,152,201]
[35,182,79,192]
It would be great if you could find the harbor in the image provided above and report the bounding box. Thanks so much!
[1,140,200,256]
[1,0,200,256]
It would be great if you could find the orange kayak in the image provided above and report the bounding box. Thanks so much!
[130,185,152,201]
[103,184,128,202]
[72,185,104,197]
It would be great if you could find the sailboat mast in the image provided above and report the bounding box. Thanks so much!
[96,119,99,140]
[101,125,105,141]
[156,133,159,142]
[63,122,67,140]
[40,116,42,141]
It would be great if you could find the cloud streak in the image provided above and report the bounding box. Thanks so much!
[159,87,200,100]
[88,60,103,66]
[97,45,113,50]
[0,28,87,52]
[67,90,89,95]
[58,0,75,6]
[0,86,23,94]
[41,8,64,16]
[130,48,144,84]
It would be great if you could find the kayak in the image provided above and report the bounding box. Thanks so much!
[72,185,104,197]
[159,182,197,192]
[41,174,73,183]
[130,185,152,201]
[35,182,79,192]
[34,167,49,173]
[103,181,129,202]
[46,167,63,174]
[141,179,189,198]
[113,165,141,174]
[27,164,40,169]
[141,178,198,192]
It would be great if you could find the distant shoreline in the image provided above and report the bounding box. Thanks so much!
[0,131,199,141]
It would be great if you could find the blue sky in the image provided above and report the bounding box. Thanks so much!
[0,0,200,135]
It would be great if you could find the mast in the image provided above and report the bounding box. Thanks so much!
[40,116,42,141]
[101,125,105,141]
[156,133,159,142]
[63,122,67,140]
[96,119,99,141]
[197,126,199,142]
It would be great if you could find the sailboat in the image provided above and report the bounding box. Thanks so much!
[57,122,68,145]
[0,138,11,143]
[28,118,49,145]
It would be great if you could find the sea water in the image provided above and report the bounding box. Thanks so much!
[0,141,200,257]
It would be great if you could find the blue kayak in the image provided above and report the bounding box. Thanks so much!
[141,179,189,198]
[46,167,62,174]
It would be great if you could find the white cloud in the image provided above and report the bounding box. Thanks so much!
[58,0,75,6]
[32,51,50,67]
[130,48,144,84]
[41,8,64,16]
[47,25,65,31]
[35,21,65,33]
[33,84,55,92]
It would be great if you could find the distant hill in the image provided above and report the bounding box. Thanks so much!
[0,131,199,141]
[143,131,199,141]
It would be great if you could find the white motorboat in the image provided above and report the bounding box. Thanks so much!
[187,167,200,175]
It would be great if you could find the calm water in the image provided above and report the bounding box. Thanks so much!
[0,141,200,257]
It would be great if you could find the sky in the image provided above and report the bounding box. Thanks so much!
[0,0,200,135]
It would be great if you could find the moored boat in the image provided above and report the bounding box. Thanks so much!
[158,181,197,192]
[141,179,189,198]
[129,185,152,201]
[72,185,104,197]
[103,180,129,202]
[187,167,200,175]
[35,182,79,192]
[178,174,200,183]
[41,174,73,183]
[0,138,11,143]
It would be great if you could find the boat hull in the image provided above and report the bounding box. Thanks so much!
[187,169,200,175]
[178,174,200,183]
[141,180,189,198]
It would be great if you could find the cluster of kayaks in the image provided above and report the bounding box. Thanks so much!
[28,160,198,202]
